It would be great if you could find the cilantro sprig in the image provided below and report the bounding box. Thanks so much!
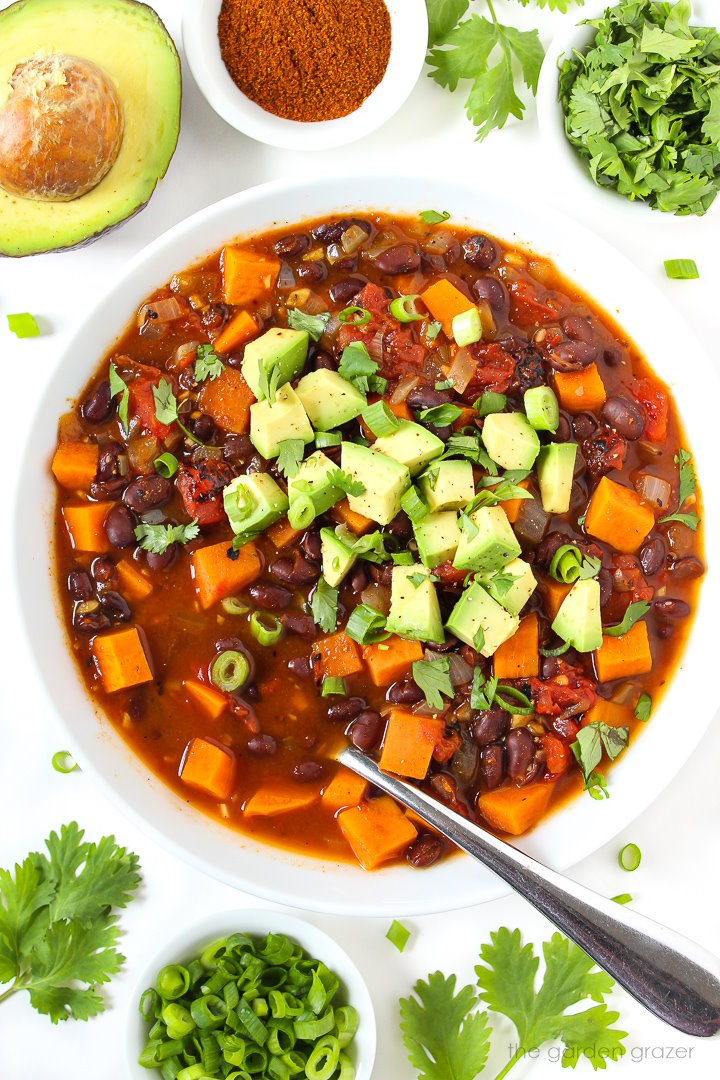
[134,519,200,554]
[412,657,454,711]
[0,823,140,1022]
[571,721,629,799]
[310,577,339,634]
[194,343,224,383]
[660,448,699,530]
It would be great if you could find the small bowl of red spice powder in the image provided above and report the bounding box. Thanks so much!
[182,0,428,149]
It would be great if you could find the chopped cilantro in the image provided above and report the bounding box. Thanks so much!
[194,343,224,383]
[276,439,305,480]
[310,577,338,634]
[134,519,200,554]
[287,309,332,341]
[412,657,454,711]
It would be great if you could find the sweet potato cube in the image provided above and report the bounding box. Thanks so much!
[62,502,113,553]
[553,364,606,413]
[93,627,153,693]
[312,633,364,679]
[185,679,228,720]
[212,310,259,354]
[115,559,153,602]
[538,575,571,621]
[501,478,531,524]
[379,709,444,780]
[477,783,553,835]
[329,499,374,535]
[266,517,303,550]
[180,737,236,801]
[222,246,280,306]
[191,541,262,609]
[243,784,320,817]
[420,279,474,338]
[581,698,632,728]
[198,367,255,434]
[322,768,368,812]
[338,796,417,870]
[362,636,424,687]
[52,442,98,490]
[585,476,655,554]
[594,621,652,683]
[493,614,539,680]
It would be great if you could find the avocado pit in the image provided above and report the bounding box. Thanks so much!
[0,53,124,201]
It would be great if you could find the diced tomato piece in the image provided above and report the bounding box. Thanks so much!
[540,733,571,778]
[631,378,668,442]
[434,561,468,586]
[508,279,566,328]
[465,342,516,396]
[432,730,462,764]
[529,662,597,717]
[354,282,390,315]
[129,378,175,441]
[582,427,626,482]
[176,461,234,526]
[382,326,426,375]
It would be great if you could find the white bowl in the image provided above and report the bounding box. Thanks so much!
[537,0,718,222]
[15,173,720,915]
[182,0,428,150]
[125,908,376,1080]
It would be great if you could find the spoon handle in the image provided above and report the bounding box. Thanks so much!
[339,746,720,1037]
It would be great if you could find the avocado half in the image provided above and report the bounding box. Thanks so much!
[0,0,181,256]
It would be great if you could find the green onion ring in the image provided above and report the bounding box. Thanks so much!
[337,305,371,326]
[250,611,283,646]
[618,842,642,872]
[221,596,250,616]
[52,749,79,774]
[389,294,425,322]
[211,649,250,692]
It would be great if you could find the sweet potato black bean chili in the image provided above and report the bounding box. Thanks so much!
[52,212,704,870]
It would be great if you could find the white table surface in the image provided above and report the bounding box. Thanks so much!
[1,1,719,1076]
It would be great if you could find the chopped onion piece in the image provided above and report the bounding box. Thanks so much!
[286,289,326,315]
[138,296,184,325]
[363,230,398,259]
[634,472,671,511]
[367,329,385,363]
[168,340,200,371]
[360,583,390,616]
[514,496,549,545]
[423,229,456,255]
[389,375,420,404]
[477,299,496,337]
[277,262,296,289]
[424,648,473,687]
[322,315,340,340]
[341,225,368,255]
[128,435,160,474]
[448,346,477,394]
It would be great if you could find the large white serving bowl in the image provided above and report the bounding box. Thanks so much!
[15,174,719,916]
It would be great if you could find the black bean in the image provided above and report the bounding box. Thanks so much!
[471,275,508,311]
[302,529,322,563]
[640,538,665,577]
[350,564,370,593]
[329,277,365,305]
[669,556,704,580]
[123,474,172,513]
[505,728,535,781]
[598,567,613,608]
[388,680,425,706]
[536,531,566,570]
[288,655,313,679]
[653,597,690,620]
[386,511,413,541]
[406,386,452,410]
[68,569,93,600]
[274,233,311,259]
[312,349,337,371]
[188,413,215,441]
[601,396,645,440]
[603,347,623,367]
[81,379,114,424]
[552,414,572,443]
[473,709,510,745]
[271,555,320,585]
[541,656,560,680]
[294,761,324,782]
[349,710,383,751]
[247,734,278,756]
[282,612,317,638]
[99,590,131,622]
[104,505,137,548]
[215,636,244,651]
[375,243,420,275]
[248,583,292,610]
[146,545,177,571]
[407,834,444,868]
[572,413,597,441]
[561,315,593,343]
[462,235,498,269]
[73,606,111,634]
[223,434,253,464]
[296,261,327,284]
[421,252,447,274]
[92,556,116,583]
[311,219,364,244]
[327,697,366,723]
[427,634,459,653]
[480,744,505,789]
[548,341,598,371]
[96,441,122,482]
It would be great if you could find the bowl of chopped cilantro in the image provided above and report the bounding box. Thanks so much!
[537,0,720,217]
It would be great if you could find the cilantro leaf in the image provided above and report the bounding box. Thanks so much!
[152,377,178,425]
[578,555,602,580]
[0,858,53,984]
[349,531,392,565]
[416,403,465,426]
[108,363,130,437]
[426,0,470,49]
[400,971,491,1080]
[571,721,629,792]
[330,469,366,497]
[603,600,650,638]
[420,209,451,224]
[44,824,140,927]
[634,692,652,722]
[194,343,225,383]
[337,342,377,393]
[311,577,338,634]
[27,918,122,1022]
[287,308,332,341]
[660,448,699,529]
[134,519,200,554]
[276,438,305,480]
[471,668,497,710]
[412,657,454,711]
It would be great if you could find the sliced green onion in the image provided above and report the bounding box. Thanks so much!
[539,640,570,658]
[664,259,699,280]
[611,893,632,905]
[344,604,388,645]
[7,312,39,338]
[315,430,342,448]
[321,677,347,697]
[211,650,250,692]
[250,611,283,646]
[524,386,559,433]
[494,685,535,716]
[52,750,79,774]
[420,209,451,224]
[389,294,425,323]
[336,1052,355,1080]
[288,494,316,530]
[392,551,415,565]
[361,400,399,437]
[451,307,482,347]
[221,596,250,616]
[334,1006,358,1049]
[191,994,228,1029]
[475,391,506,418]
[618,842,641,872]
[293,1008,335,1041]
[154,452,179,479]
[162,1002,195,1038]
[386,920,410,952]
[337,306,371,326]
[549,544,582,584]
[401,484,429,524]
[305,1035,340,1079]
[156,964,190,1001]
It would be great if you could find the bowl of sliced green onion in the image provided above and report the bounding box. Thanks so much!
[127,909,376,1080]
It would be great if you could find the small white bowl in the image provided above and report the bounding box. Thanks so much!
[125,908,376,1080]
[182,0,428,150]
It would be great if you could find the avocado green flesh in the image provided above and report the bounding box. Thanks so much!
[0,0,181,256]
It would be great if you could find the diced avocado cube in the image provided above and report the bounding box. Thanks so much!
[413,511,461,569]
[249,384,314,460]
[340,442,411,526]
[536,442,577,514]
[482,412,541,470]
[223,473,288,536]
[242,327,309,400]
[445,581,519,657]
[287,450,344,515]
[374,420,445,476]
[453,505,522,574]
[385,564,445,644]
[295,368,367,430]
[320,525,357,587]
[418,459,475,512]
[483,557,537,615]
[552,577,602,653]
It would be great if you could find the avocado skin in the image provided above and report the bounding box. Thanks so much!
[0,0,181,257]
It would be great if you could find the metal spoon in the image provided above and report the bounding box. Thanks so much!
[338,745,720,1037]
